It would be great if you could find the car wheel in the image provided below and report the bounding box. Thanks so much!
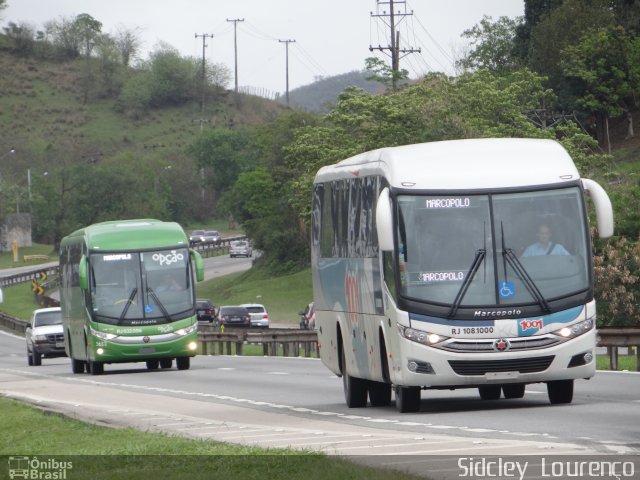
[32,348,42,366]
[27,348,33,366]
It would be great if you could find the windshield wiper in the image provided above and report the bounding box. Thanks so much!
[147,288,172,323]
[118,288,138,324]
[500,223,550,313]
[447,248,486,318]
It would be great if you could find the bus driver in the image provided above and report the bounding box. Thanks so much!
[522,224,570,257]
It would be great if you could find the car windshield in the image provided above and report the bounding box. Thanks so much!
[197,301,212,309]
[34,311,62,327]
[244,306,265,314]
[395,187,590,316]
[205,231,218,236]
[89,248,194,325]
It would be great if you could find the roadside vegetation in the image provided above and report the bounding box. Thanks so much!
[0,397,423,480]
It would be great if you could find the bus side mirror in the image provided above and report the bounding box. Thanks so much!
[582,178,614,238]
[190,249,204,282]
[376,187,394,251]
[79,255,88,290]
[0,287,3,303]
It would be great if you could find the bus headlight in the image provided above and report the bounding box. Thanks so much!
[90,327,118,340]
[553,318,594,339]
[176,323,198,336]
[398,325,449,346]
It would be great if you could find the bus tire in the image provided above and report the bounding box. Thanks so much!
[369,381,392,407]
[160,358,173,369]
[479,386,501,400]
[176,357,190,370]
[89,360,104,375]
[395,386,420,413]
[341,348,368,408]
[146,360,159,370]
[547,379,573,404]
[71,357,85,374]
[503,384,526,399]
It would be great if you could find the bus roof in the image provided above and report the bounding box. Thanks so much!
[314,138,581,190]
[62,219,189,251]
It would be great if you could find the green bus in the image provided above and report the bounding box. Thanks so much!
[59,219,204,375]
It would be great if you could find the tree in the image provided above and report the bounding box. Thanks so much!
[114,25,142,67]
[561,25,637,151]
[3,22,36,56]
[457,15,523,74]
[526,0,614,106]
[186,128,253,198]
[364,57,409,91]
[594,236,640,327]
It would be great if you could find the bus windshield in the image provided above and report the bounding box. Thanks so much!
[396,187,590,312]
[89,248,194,325]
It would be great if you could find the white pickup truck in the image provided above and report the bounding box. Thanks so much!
[26,307,66,366]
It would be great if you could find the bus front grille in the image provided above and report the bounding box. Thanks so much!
[438,336,561,353]
[448,355,555,376]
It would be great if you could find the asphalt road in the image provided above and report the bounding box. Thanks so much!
[1,330,639,467]
[2,255,639,478]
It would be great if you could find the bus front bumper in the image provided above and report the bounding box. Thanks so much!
[391,329,596,388]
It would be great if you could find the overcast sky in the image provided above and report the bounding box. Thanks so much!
[3,1,524,94]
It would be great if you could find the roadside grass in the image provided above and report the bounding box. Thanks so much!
[1,283,43,320]
[0,397,423,480]
[196,266,312,326]
[0,243,57,269]
[596,353,639,371]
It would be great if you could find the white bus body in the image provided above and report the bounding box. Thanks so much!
[311,138,614,412]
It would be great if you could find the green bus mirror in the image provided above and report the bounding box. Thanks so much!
[191,249,204,282]
[79,255,88,290]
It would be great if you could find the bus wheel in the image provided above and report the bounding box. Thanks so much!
[341,348,368,408]
[146,360,159,370]
[71,357,85,374]
[395,386,420,413]
[503,384,526,399]
[160,358,173,369]
[547,380,573,404]
[369,381,392,407]
[478,386,501,400]
[176,357,190,370]
[89,360,104,375]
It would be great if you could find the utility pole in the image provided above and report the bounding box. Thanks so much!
[194,32,214,121]
[226,18,244,93]
[369,0,420,90]
[278,39,295,105]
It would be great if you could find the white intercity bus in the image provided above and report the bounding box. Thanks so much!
[311,138,614,412]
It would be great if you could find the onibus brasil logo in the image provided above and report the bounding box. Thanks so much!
[8,457,73,479]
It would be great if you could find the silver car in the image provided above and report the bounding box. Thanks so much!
[229,240,253,258]
[26,307,66,366]
[240,303,270,328]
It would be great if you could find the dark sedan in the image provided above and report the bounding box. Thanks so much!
[216,306,251,328]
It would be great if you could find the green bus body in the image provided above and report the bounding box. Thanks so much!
[59,219,204,375]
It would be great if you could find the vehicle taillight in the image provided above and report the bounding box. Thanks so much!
[263,313,269,318]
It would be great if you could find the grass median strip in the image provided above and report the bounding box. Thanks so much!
[0,397,424,480]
